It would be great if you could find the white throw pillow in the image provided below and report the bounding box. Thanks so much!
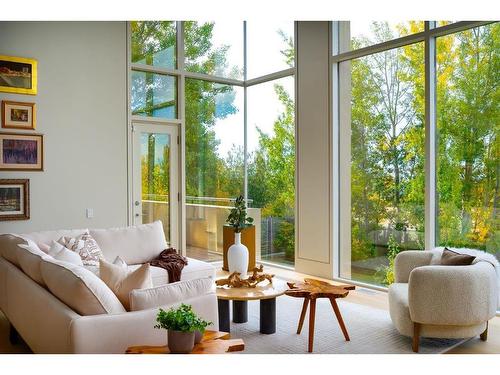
[129,277,214,311]
[40,256,126,315]
[113,256,127,269]
[17,239,47,285]
[99,259,153,310]
[58,233,104,266]
[90,221,167,265]
[48,241,84,266]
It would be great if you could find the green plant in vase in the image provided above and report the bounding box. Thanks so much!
[154,304,211,353]
[226,195,254,276]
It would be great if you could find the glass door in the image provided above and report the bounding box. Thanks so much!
[132,123,179,248]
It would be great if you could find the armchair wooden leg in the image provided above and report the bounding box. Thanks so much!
[480,321,488,342]
[412,323,420,353]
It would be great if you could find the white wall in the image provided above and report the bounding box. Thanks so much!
[0,22,128,233]
[295,22,335,278]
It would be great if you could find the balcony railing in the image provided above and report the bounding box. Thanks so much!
[141,195,294,265]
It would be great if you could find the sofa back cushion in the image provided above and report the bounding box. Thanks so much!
[40,257,126,315]
[17,239,47,285]
[0,234,24,267]
[129,277,214,311]
[90,221,167,265]
[21,228,89,248]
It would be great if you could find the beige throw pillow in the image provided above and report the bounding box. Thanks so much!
[99,259,152,310]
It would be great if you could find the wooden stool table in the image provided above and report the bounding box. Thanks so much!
[125,331,244,354]
[285,278,355,353]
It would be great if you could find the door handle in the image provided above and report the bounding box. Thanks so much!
[135,201,140,206]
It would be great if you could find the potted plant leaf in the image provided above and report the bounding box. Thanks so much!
[154,304,211,353]
[226,195,254,276]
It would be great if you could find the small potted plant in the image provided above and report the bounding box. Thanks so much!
[226,195,254,276]
[194,315,212,344]
[154,304,210,353]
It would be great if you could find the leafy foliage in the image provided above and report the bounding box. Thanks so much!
[226,195,254,233]
[154,304,211,333]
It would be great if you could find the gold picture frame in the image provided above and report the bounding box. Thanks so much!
[0,55,38,95]
[2,100,36,130]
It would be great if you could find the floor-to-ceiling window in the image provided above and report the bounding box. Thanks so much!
[336,21,499,287]
[436,23,499,254]
[129,21,296,267]
[246,22,295,266]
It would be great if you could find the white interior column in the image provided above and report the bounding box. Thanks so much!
[295,21,334,278]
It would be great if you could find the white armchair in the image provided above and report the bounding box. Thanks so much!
[388,250,498,352]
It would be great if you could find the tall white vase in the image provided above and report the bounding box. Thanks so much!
[227,232,249,277]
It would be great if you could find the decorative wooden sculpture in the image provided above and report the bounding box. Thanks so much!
[216,265,274,288]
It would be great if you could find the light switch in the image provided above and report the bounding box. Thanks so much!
[86,208,94,219]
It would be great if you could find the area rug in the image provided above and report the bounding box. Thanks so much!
[229,295,468,354]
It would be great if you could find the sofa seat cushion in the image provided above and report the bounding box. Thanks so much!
[89,221,167,265]
[128,257,215,286]
[40,257,126,315]
[17,239,47,285]
[129,277,214,311]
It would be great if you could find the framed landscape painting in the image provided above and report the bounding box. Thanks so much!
[0,133,43,171]
[2,100,36,130]
[0,179,29,221]
[0,55,38,95]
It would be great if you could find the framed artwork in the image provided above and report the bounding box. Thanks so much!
[0,55,38,95]
[2,101,36,130]
[0,179,30,221]
[0,132,43,171]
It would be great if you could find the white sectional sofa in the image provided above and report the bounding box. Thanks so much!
[0,221,218,353]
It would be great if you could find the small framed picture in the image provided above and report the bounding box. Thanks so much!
[0,179,30,221]
[0,132,43,171]
[2,101,36,130]
[0,55,37,95]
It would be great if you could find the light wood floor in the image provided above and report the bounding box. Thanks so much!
[1,263,498,354]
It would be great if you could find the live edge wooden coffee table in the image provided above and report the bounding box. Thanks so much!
[125,331,244,354]
[216,278,288,334]
[286,278,355,352]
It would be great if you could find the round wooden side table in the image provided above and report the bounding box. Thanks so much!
[215,278,288,334]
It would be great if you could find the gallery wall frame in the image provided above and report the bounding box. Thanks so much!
[0,55,38,95]
[1,100,36,130]
[0,132,44,171]
[0,179,30,221]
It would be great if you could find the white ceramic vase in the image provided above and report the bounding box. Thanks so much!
[227,232,249,277]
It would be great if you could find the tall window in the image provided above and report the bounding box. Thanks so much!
[337,21,499,288]
[248,76,295,266]
[436,23,499,255]
[340,22,425,286]
[130,21,296,267]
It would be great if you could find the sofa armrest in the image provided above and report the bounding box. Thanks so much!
[408,262,498,326]
[69,292,218,353]
[394,250,435,283]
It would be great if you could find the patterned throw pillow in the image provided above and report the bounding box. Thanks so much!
[58,233,104,267]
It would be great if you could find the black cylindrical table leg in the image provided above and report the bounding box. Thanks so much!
[260,298,276,334]
[232,300,248,323]
[218,299,230,333]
